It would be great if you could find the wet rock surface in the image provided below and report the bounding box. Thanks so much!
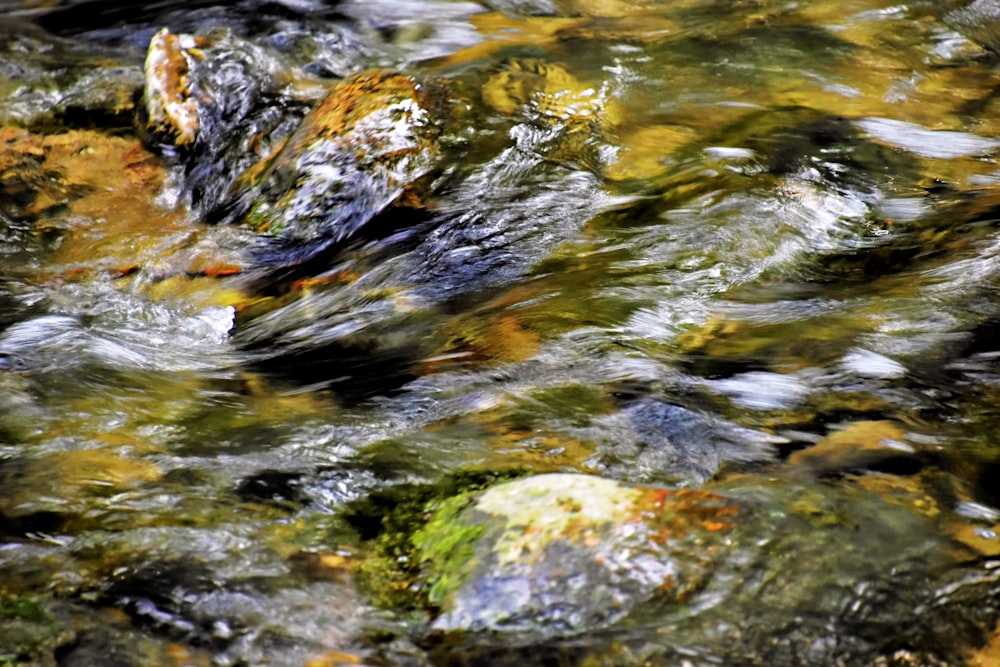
[237,71,443,263]
[399,473,1000,666]
[415,474,743,635]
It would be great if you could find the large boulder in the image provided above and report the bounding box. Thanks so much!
[415,473,741,635]
[237,71,442,263]
[407,473,1000,665]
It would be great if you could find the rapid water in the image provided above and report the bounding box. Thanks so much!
[2,1,1000,664]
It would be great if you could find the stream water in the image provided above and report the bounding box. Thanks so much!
[2,0,1000,665]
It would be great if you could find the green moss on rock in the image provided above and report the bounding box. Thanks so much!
[0,596,59,666]
[0,597,52,625]
[411,492,486,605]
[344,468,529,611]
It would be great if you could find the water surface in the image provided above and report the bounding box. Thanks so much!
[2,0,1000,664]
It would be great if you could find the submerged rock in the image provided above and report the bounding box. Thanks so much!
[415,473,741,636]
[141,28,203,148]
[400,472,1000,665]
[0,20,141,130]
[592,399,779,486]
[140,28,446,266]
[237,71,442,264]
[948,0,1000,53]
[140,27,306,221]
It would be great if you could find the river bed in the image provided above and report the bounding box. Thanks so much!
[2,1,1000,665]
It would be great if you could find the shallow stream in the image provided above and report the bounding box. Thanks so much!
[2,0,1000,665]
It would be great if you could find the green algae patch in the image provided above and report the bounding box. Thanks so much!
[0,597,52,625]
[0,596,59,666]
[411,493,487,606]
[344,469,529,612]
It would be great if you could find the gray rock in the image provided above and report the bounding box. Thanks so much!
[412,473,1000,665]
[947,0,1000,52]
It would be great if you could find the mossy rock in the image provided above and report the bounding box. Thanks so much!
[0,596,62,666]
[241,71,443,250]
[344,468,530,612]
[411,473,742,636]
[357,472,1000,666]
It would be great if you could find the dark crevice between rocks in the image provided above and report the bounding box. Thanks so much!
[0,510,68,541]
[98,560,231,650]
[48,105,138,136]
[54,630,143,667]
[973,459,1000,509]
[245,206,437,292]
[235,470,307,506]
[248,345,423,404]
[796,450,926,478]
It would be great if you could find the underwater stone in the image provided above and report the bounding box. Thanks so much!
[414,473,743,636]
[407,472,1000,666]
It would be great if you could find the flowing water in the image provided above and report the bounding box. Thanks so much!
[2,0,1000,665]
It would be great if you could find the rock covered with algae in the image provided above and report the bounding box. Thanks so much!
[413,473,743,635]
[140,28,446,270]
[404,473,1000,664]
[239,71,442,254]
